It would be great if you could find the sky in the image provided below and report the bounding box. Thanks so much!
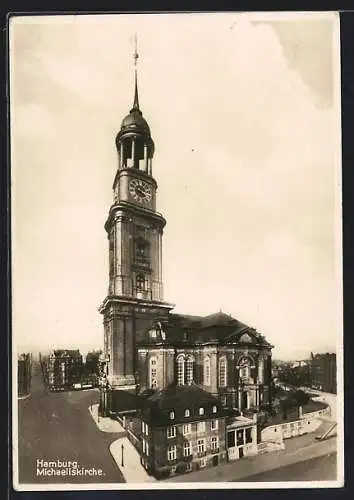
[10,12,342,360]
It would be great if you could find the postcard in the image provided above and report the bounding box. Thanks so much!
[10,11,343,490]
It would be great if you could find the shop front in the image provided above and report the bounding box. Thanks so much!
[226,416,258,461]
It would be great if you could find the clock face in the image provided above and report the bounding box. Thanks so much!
[129,179,152,204]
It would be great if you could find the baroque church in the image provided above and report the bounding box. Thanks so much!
[98,57,273,420]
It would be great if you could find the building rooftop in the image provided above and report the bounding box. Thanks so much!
[144,383,219,409]
[137,311,272,347]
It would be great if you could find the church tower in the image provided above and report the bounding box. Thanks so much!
[99,42,173,390]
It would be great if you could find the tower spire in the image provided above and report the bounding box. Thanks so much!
[132,33,140,111]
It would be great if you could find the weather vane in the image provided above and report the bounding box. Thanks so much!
[134,33,139,69]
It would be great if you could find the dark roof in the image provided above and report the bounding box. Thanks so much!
[169,311,238,328]
[110,390,141,413]
[120,108,151,136]
[144,383,219,410]
[137,311,272,347]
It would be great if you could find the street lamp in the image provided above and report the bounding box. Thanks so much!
[121,443,124,467]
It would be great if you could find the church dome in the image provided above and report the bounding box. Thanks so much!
[120,108,151,136]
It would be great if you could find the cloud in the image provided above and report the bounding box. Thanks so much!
[10,14,340,358]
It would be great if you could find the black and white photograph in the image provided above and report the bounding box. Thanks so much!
[10,11,343,490]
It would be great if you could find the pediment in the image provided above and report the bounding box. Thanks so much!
[239,332,253,343]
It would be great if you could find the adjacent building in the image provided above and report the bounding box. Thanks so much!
[139,385,228,478]
[18,353,31,398]
[309,352,336,394]
[107,384,257,479]
[47,349,83,390]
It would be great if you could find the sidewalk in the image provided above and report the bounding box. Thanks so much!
[110,437,156,483]
[164,435,337,483]
[88,403,126,433]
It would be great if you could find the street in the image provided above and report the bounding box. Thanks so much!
[238,452,337,481]
[16,362,339,486]
[16,361,126,484]
[165,433,337,483]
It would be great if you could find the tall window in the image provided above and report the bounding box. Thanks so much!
[245,428,253,444]
[239,357,253,380]
[219,357,227,387]
[183,441,191,456]
[167,426,176,438]
[136,273,146,291]
[149,357,158,389]
[183,423,192,435]
[236,429,244,446]
[185,356,194,385]
[177,355,184,385]
[197,439,205,453]
[167,445,177,461]
[204,356,211,386]
[211,436,219,450]
[211,419,218,430]
[135,238,149,262]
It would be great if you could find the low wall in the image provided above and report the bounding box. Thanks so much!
[261,407,329,442]
[228,443,258,461]
[258,441,285,454]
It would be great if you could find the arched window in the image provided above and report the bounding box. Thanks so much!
[177,355,185,385]
[136,273,146,291]
[238,356,253,380]
[204,356,211,386]
[219,356,227,387]
[135,238,150,263]
[149,356,158,389]
[185,356,194,385]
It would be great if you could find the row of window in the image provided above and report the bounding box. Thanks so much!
[226,428,253,448]
[167,437,219,461]
[167,419,218,438]
[142,437,149,456]
[168,406,217,420]
[170,461,196,474]
[142,421,149,436]
[149,355,255,389]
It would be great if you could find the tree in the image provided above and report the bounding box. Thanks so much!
[279,397,293,420]
[292,389,310,406]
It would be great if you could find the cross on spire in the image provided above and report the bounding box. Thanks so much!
[134,33,139,67]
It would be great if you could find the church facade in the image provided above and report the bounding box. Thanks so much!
[98,67,273,421]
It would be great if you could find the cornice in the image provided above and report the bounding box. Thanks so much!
[104,202,166,233]
[99,295,175,314]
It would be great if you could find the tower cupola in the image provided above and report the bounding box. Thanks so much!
[115,39,155,175]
